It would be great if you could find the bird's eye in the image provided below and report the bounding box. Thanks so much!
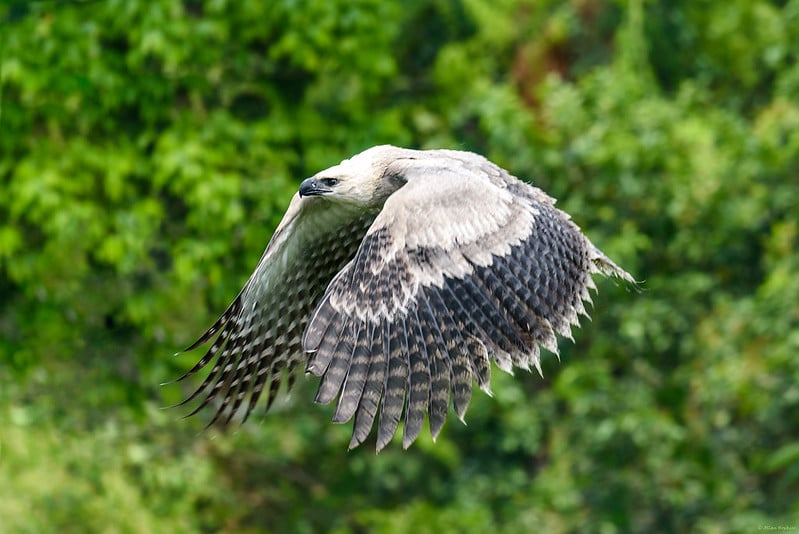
[320,178,339,187]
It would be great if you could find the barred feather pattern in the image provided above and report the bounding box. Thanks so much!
[175,145,634,451]
[173,207,378,427]
[304,193,611,451]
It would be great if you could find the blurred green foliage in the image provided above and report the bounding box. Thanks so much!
[2,0,798,532]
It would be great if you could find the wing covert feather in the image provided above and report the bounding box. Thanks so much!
[175,146,634,451]
[304,160,628,450]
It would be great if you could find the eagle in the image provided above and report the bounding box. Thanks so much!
[172,145,635,451]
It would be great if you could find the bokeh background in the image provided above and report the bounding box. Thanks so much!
[2,0,798,532]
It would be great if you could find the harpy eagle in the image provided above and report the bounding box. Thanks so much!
[172,145,635,451]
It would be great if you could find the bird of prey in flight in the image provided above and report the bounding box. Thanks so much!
[171,145,635,451]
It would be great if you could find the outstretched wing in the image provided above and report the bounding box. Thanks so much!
[172,193,379,426]
[303,153,633,451]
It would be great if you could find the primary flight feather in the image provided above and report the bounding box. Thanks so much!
[173,145,635,451]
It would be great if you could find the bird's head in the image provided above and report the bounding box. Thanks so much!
[299,145,416,208]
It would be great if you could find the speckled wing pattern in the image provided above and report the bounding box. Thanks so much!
[302,152,633,451]
[172,194,379,427]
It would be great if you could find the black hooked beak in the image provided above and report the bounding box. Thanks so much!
[299,177,334,198]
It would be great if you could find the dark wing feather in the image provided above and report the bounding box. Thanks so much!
[403,307,431,448]
[314,316,351,404]
[416,293,452,441]
[426,284,473,421]
[377,316,409,451]
[303,153,633,450]
[348,321,387,449]
[172,195,378,426]
[333,322,373,424]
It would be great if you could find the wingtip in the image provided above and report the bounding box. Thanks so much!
[627,278,646,293]
[160,372,192,386]
[163,375,188,387]
[429,419,446,442]
[533,358,545,378]
[590,251,638,286]
[376,425,397,453]
[305,360,323,377]
[181,336,210,353]
[348,428,369,451]
[348,437,362,451]
[313,389,333,405]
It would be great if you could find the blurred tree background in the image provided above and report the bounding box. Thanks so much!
[1,0,798,532]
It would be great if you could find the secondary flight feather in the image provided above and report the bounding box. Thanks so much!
[171,145,635,451]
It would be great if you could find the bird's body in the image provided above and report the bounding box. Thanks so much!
[174,145,635,450]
